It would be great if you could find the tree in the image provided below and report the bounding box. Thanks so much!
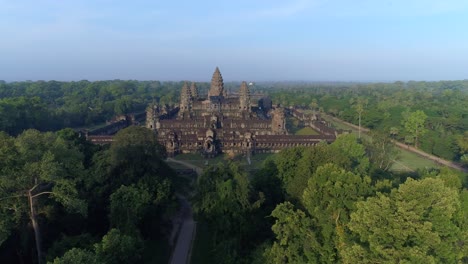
[456,131,468,165]
[50,248,98,264]
[0,130,86,264]
[52,229,143,264]
[343,178,466,263]
[94,229,143,264]
[365,131,399,171]
[264,164,373,264]
[193,162,264,263]
[108,126,168,188]
[389,127,399,139]
[301,164,372,263]
[330,134,370,174]
[266,202,318,264]
[402,110,428,148]
[350,97,368,139]
[109,185,152,234]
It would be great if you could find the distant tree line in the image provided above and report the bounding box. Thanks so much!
[0,80,205,134]
[263,80,468,163]
[1,78,466,161]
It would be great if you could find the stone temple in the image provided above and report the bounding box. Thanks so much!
[146,67,337,157]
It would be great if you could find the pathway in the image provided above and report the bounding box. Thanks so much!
[167,158,202,264]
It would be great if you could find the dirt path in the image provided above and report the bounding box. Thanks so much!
[324,114,468,173]
[167,158,202,264]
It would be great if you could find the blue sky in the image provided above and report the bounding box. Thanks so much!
[1,0,467,82]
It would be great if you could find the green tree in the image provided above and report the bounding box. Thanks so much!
[343,178,466,263]
[108,126,168,188]
[456,131,468,165]
[109,185,152,234]
[301,164,372,263]
[94,229,143,264]
[402,110,428,148]
[330,134,370,174]
[350,97,368,139]
[0,130,86,264]
[50,248,98,264]
[365,131,399,171]
[193,162,264,263]
[267,202,318,264]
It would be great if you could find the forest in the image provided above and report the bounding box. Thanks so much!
[0,127,177,263]
[0,79,466,163]
[192,134,468,263]
[265,80,468,164]
[0,79,467,263]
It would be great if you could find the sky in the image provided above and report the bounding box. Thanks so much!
[1,0,468,82]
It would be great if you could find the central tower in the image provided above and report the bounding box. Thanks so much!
[208,67,226,97]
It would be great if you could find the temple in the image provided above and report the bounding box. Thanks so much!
[146,67,339,157]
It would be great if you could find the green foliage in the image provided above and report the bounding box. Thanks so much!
[365,131,400,171]
[109,185,152,233]
[94,228,143,264]
[302,164,372,263]
[402,110,428,148]
[193,162,264,263]
[344,177,465,263]
[330,134,369,174]
[46,233,98,262]
[50,248,98,264]
[271,142,357,202]
[51,229,144,264]
[0,129,175,263]
[268,80,467,162]
[0,80,195,133]
[267,202,318,264]
[0,129,86,238]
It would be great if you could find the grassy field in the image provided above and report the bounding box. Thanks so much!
[390,150,440,172]
[295,126,320,135]
[173,153,273,173]
[321,114,440,171]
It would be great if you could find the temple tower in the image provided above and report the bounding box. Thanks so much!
[272,107,287,134]
[239,81,251,111]
[190,82,199,99]
[146,103,160,130]
[208,67,226,97]
[179,82,192,117]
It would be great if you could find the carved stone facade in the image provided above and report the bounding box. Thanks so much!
[146,67,337,157]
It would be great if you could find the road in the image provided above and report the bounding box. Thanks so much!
[167,158,202,264]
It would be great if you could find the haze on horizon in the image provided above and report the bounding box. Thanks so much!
[1,0,467,82]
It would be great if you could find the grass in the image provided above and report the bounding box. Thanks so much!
[294,126,320,135]
[173,153,273,173]
[391,150,440,172]
[173,153,227,168]
[167,160,194,170]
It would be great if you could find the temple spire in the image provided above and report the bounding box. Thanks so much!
[239,81,251,111]
[190,82,199,99]
[179,82,192,112]
[208,67,225,97]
